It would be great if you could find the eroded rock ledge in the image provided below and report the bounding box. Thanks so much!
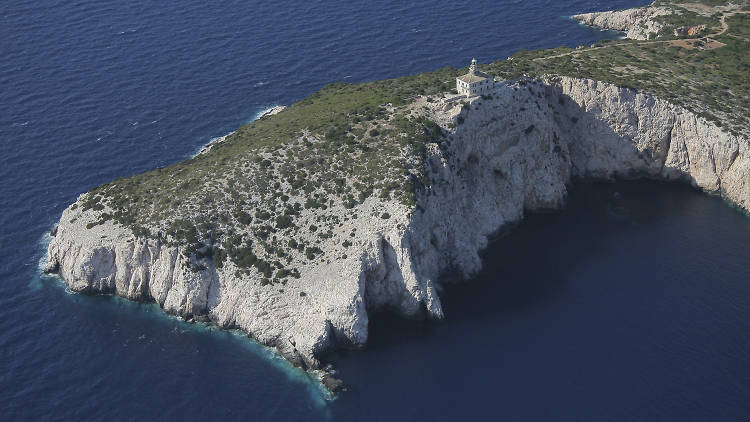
[46,76,749,383]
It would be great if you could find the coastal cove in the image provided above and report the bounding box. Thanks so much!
[328,180,750,420]
[24,180,750,421]
[3,0,750,420]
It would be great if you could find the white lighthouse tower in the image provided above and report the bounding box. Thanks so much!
[456,58,494,96]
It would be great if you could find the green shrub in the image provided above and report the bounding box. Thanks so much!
[305,198,323,209]
[275,214,293,229]
[212,247,228,269]
[305,246,323,260]
[254,210,271,220]
[232,245,257,268]
[234,210,252,225]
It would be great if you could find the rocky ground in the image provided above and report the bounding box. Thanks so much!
[46,73,748,392]
[573,4,672,40]
[573,1,747,41]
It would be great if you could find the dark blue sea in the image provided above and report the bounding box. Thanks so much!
[2,0,750,420]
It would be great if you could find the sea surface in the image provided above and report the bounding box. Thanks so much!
[2,0,749,420]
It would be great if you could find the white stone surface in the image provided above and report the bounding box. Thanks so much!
[573,5,671,40]
[46,76,749,370]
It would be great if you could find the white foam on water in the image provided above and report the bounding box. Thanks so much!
[34,216,332,407]
[36,233,52,272]
[30,233,54,291]
[190,104,284,158]
[37,106,329,406]
[190,130,235,158]
[248,104,284,123]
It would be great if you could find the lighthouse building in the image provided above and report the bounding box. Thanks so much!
[456,58,494,96]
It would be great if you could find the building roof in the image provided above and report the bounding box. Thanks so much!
[457,70,491,84]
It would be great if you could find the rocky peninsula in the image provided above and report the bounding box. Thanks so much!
[574,4,672,40]
[45,1,749,391]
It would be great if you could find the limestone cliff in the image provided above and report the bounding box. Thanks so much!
[573,4,671,40]
[45,76,749,383]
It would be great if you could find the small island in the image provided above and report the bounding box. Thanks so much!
[44,0,749,392]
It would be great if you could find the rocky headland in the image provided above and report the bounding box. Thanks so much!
[44,1,749,392]
[573,4,672,40]
[573,1,748,41]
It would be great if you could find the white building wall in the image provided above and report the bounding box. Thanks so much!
[456,76,495,96]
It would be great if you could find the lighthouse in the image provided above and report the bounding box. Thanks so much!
[456,58,494,96]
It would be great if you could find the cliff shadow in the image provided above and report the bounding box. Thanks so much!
[333,181,658,356]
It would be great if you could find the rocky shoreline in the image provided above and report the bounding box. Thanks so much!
[197,106,287,156]
[572,3,670,40]
[44,72,748,393]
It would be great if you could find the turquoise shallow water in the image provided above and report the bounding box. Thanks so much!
[4,0,750,420]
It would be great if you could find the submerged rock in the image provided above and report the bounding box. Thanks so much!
[321,373,345,394]
[43,260,59,274]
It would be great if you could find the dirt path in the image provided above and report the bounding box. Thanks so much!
[533,9,749,62]
[532,39,668,62]
[709,10,750,38]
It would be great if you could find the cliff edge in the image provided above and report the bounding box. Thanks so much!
[45,0,749,390]
[46,75,749,381]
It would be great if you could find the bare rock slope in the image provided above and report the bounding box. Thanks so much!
[573,4,671,40]
[46,76,749,374]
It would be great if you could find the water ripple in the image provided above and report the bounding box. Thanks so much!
[3,0,703,420]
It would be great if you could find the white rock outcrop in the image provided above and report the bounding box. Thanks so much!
[46,76,749,375]
[198,106,288,156]
[573,4,671,40]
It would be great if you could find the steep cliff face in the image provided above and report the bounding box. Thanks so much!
[404,75,747,287]
[555,77,747,209]
[46,76,748,375]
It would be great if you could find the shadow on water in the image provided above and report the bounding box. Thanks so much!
[326,179,750,420]
[1,0,667,419]
[438,179,688,321]
[357,180,680,350]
